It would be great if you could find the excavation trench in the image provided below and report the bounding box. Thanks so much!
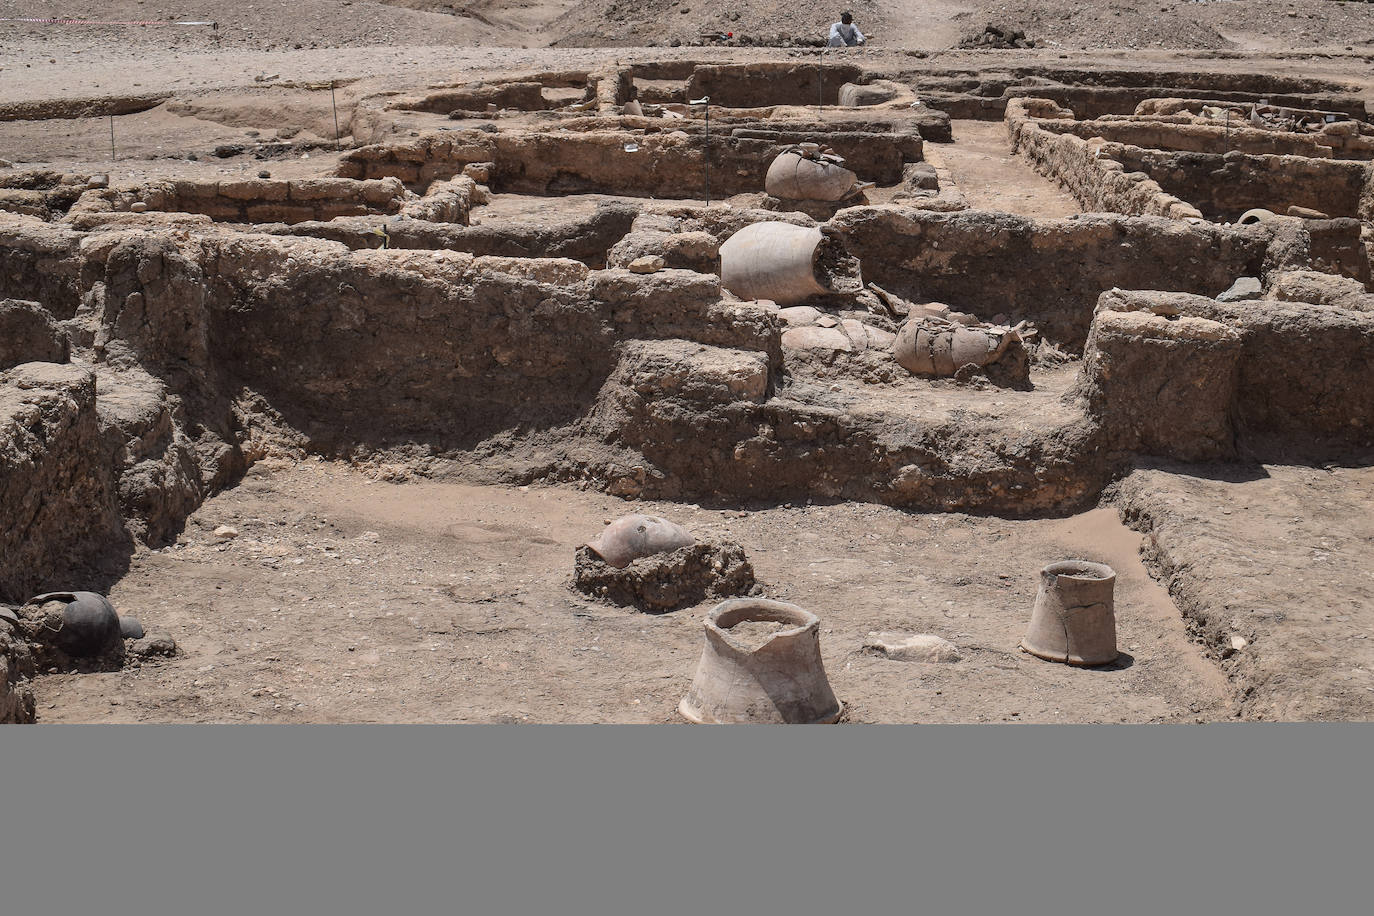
[3,57,1372,723]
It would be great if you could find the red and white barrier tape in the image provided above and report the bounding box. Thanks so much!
[0,18,217,27]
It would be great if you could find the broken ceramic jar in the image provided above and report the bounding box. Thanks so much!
[1021,560,1119,666]
[680,598,842,724]
[585,514,696,569]
[892,315,1028,376]
[719,222,863,306]
[765,144,862,202]
[24,591,123,658]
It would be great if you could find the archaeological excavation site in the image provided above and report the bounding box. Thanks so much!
[3,28,1373,723]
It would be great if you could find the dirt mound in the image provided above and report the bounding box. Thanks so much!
[958,22,1036,50]
[978,3,1233,51]
[572,542,758,611]
[547,0,882,48]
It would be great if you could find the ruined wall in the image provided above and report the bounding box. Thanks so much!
[271,202,639,268]
[1034,115,1374,159]
[1088,289,1374,459]
[1108,146,1369,221]
[392,81,556,113]
[338,124,916,196]
[0,216,83,318]
[67,178,409,227]
[684,63,863,108]
[828,206,1269,348]
[593,352,1110,514]
[1,298,69,369]
[1006,99,1202,219]
[89,232,779,456]
[905,73,1366,122]
[1293,218,1370,286]
[1363,164,1374,221]
[0,629,37,723]
[0,363,128,603]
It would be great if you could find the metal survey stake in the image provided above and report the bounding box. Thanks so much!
[818,49,824,114]
[691,96,711,206]
[331,81,341,151]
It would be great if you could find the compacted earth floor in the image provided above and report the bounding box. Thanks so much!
[34,459,1234,723]
[922,119,1083,218]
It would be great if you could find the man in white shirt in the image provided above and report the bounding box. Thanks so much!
[828,12,865,47]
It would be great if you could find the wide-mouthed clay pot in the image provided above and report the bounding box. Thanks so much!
[680,598,842,724]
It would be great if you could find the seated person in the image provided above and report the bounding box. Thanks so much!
[828,12,865,47]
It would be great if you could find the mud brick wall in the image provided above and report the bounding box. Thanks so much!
[391,81,555,113]
[1093,289,1374,459]
[829,206,1270,349]
[1006,100,1202,219]
[94,232,780,456]
[0,216,83,318]
[338,127,916,196]
[1077,303,1243,462]
[1004,86,1370,123]
[0,630,36,723]
[269,202,638,268]
[69,178,408,225]
[906,73,1367,122]
[0,363,127,603]
[1108,146,1370,221]
[1290,219,1370,286]
[685,63,864,108]
[1033,115,1373,159]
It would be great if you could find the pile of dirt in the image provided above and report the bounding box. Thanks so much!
[967,1,1374,52]
[0,0,506,51]
[572,542,758,612]
[958,22,1036,50]
[2,0,1372,60]
[965,3,1232,51]
[546,0,883,48]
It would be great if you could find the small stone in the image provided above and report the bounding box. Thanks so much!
[777,306,823,327]
[1217,277,1262,302]
[213,525,240,541]
[1230,635,1248,651]
[87,174,109,189]
[129,202,148,213]
[628,255,665,274]
[129,634,178,658]
[781,326,852,354]
[258,170,271,179]
[863,632,962,662]
[119,615,145,640]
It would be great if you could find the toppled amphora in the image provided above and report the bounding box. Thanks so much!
[1020,560,1119,667]
[719,222,863,306]
[680,598,842,723]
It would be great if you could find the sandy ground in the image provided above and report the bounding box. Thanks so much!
[923,119,1082,217]
[32,460,1233,723]
[1118,463,1374,722]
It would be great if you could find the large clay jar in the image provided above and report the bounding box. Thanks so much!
[586,514,695,569]
[892,318,1020,376]
[719,222,861,306]
[1021,561,1119,666]
[680,598,842,724]
[25,591,121,657]
[765,146,859,201]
